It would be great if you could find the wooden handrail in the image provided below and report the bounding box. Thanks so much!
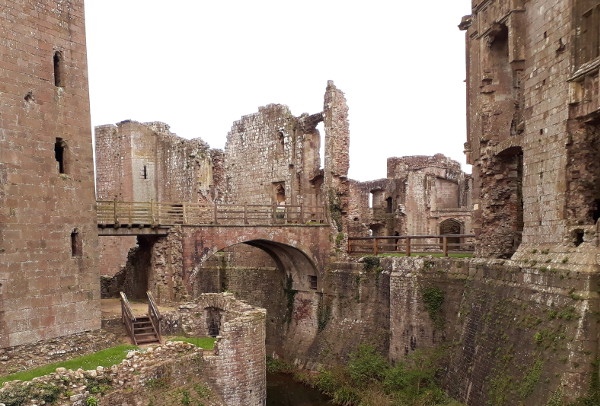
[120,292,137,345]
[348,234,476,256]
[147,291,162,343]
[97,200,328,227]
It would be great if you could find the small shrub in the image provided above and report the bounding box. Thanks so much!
[266,357,292,374]
[348,345,389,384]
[86,396,99,406]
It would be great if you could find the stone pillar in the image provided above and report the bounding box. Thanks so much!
[323,81,351,237]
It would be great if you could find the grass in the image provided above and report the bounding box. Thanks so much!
[168,336,216,350]
[0,344,137,385]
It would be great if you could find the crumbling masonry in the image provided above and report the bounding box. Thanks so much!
[461,0,600,264]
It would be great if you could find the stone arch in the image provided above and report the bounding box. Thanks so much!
[189,238,322,356]
[440,218,463,249]
[440,218,463,235]
[190,239,320,294]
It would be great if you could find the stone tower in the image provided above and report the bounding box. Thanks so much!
[0,0,99,347]
[461,0,600,266]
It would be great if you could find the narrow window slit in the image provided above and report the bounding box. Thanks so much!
[53,51,63,87]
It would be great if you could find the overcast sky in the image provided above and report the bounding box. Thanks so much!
[85,0,472,181]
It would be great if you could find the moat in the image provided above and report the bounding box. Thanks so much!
[267,373,332,406]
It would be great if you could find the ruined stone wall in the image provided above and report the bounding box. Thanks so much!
[348,154,472,238]
[0,0,100,348]
[176,294,267,406]
[323,81,351,236]
[98,236,136,279]
[223,104,323,208]
[387,256,599,405]
[0,342,227,406]
[347,178,404,236]
[0,330,120,377]
[95,121,224,276]
[95,121,221,204]
[461,0,600,260]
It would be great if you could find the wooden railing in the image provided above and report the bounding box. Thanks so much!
[120,291,136,344]
[348,234,476,256]
[147,291,162,343]
[97,200,327,226]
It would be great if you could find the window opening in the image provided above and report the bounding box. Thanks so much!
[386,197,393,213]
[143,165,148,180]
[573,229,585,247]
[309,275,318,290]
[71,229,82,257]
[54,138,67,174]
[274,182,286,205]
[206,307,222,337]
[53,51,63,87]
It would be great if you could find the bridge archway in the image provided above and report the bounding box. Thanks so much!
[191,238,320,295]
[190,237,322,356]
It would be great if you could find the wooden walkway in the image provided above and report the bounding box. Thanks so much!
[97,200,327,228]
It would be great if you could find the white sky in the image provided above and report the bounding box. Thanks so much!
[85,0,473,181]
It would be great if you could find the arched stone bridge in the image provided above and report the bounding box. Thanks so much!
[97,201,333,302]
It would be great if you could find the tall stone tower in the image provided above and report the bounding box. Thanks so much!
[0,0,99,347]
[461,0,600,266]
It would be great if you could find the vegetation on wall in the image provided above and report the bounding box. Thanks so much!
[283,274,298,324]
[317,295,332,333]
[297,344,464,406]
[421,286,445,329]
[328,189,344,232]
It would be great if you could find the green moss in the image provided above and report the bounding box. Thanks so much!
[266,356,293,374]
[421,286,445,329]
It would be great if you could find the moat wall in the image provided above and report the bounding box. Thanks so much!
[201,255,598,405]
[388,257,599,405]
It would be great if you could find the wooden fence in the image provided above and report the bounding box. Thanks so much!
[97,200,327,226]
[347,234,476,256]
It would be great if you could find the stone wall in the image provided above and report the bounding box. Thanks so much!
[223,104,323,208]
[95,120,222,204]
[175,294,267,406]
[0,341,226,406]
[348,154,472,239]
[387,256,599,405]
[0,0,100,348]
[194,256,392,371]
[0,330,120,377]
[460,0,600,261]
[0,294,266,406]
[95,121,224,277]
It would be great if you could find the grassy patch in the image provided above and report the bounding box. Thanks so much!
[168,336,216,350]
[0,345,137,384]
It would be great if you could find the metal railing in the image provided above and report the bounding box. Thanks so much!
[348,234,476,256]
[97,200,327,227]
[120,291,136,344]
[147,291,162,343]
